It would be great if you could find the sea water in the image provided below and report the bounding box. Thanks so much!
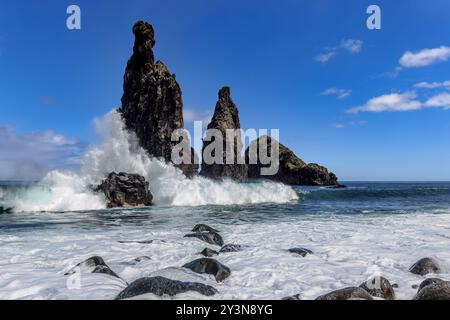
[0,111,449,300]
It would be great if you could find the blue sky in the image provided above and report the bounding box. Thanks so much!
[0,0,450,181]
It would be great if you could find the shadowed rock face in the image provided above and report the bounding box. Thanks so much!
[200,87,247,181]
[115,276,218,299]
[119,21,198,177]
[245,135,339,186]
[95,172,153,208]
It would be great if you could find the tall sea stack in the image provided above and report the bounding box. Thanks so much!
[200,87,247,181]
[119,21,198,176]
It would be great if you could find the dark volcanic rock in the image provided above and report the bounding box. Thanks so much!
[288,248,313,257]
[200,248,219,257]
[115,276,218,299]
[409,257,441,276]
[359,276,396,300]
[65,256,122,280]
[245,135,339,186]
[282,294,301,300]
[219,244,243,253]
[192,224,219,233]
[413,281,450,300]
[0,207,13,214]
[119,21,198,177]
[200,87,247,181]
[417,278,444,292]
[183,258,231,282]
[95,172,153,208]
[315,287,373,300]
[184,232,224,246]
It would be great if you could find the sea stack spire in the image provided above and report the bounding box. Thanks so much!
[119,21,198,177]
[200,86,248,181]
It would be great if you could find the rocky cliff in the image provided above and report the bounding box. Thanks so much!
[119,21,198,177]
[200,87,247,181]
[245,136,339,186]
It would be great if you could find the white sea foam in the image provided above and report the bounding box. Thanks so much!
[1,211,450,300]
[11,110,298,212]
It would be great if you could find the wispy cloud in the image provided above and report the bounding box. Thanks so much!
[322,87,352,99]
[346,92,422,114]
[414,81,450,89]
[0,125,82,180]
[332,120,367,129]
[340,39,363,54]
[399,46,450,68]
[315,39,363,64]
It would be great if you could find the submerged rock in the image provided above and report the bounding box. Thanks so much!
[219,244,243,253]
[183,258,231,282]
[200,87,247,181]
[315,287,373,300]
[200,248,219,257]
[413,281,450,300]
[359,276,396,300]
[417,278,444,293]
[65,256,122,280]
[119,21,198,177]
[95,172,153,208]
[116,276,218,299]
[409,257,441,276]
[192,224,219,233]
[184,232,224,246]
[245,135,339,186]
[288,248,313,257]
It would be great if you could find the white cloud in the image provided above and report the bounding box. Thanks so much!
[414,81,450,89]
[322,87,352,99]
[333,124,346,129]
[425,92,450,110]
[0,125,82,180]
[315,51,337,63]
[315,39,363,64]
[346,92,422,114]
[341,39,363,54]
[399,46,450,68]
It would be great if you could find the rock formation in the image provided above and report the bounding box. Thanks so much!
[359,276,396,300]
[414,281,450,300]
[65,256,123,281]
[409,257,441,276]
[119,21,198,177]
[200,87,247,181]
[245,135,339,186]
[184,231,224,246]
[115,276,218,299]
[182,258,231,282]
[95,172,153,208]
